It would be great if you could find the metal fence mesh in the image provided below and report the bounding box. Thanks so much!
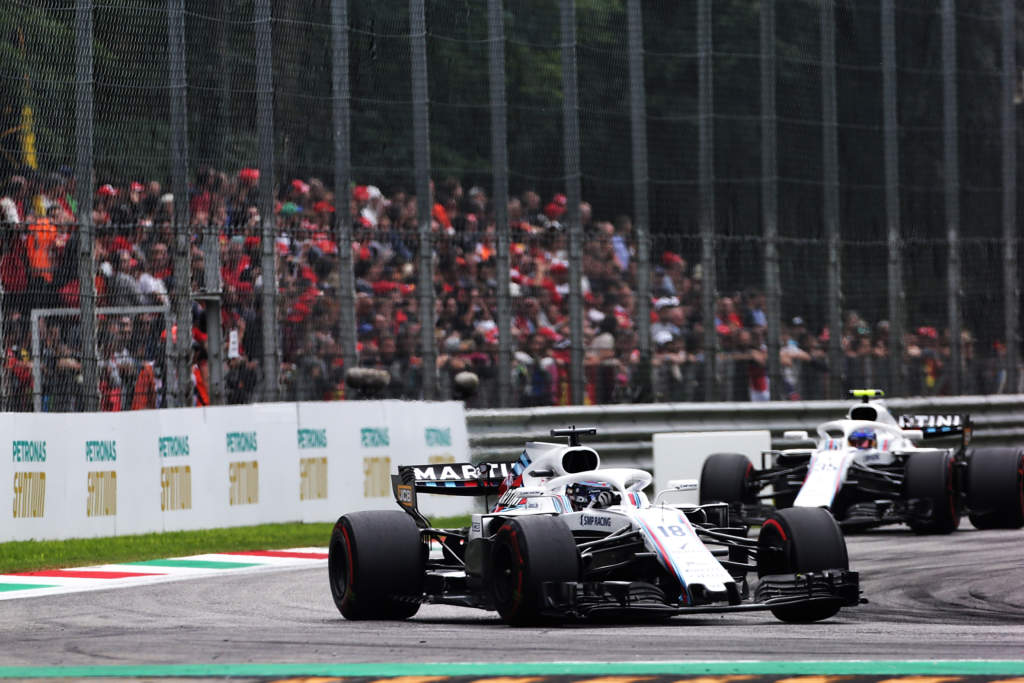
[0,0,1020,412]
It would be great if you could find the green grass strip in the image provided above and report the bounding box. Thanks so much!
[0,515,470,574]
[0,660,1023,678]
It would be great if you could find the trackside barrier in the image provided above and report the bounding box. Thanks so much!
[651,431,771,505]
[1,401,470,543]
[467,395,1024,468]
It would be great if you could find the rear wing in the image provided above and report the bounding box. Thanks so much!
[392,461,516,511]
[898,414,973,446]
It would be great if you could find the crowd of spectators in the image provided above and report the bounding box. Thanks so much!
[0,168,1014,412]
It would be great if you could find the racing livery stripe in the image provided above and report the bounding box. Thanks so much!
[632,516,689,601]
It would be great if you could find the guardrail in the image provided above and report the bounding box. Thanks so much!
[466,395,1024,467]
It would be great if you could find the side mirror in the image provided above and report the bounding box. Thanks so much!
[667,479,699,491]
[783,430,809,440]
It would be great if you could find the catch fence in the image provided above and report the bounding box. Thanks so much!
[0,0,1020,411]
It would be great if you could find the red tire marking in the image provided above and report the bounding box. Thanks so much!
[1017,453,1024,518]
[762,518,788,541]
[341,523,355,607]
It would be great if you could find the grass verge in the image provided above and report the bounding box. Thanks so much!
[0,515,471,574]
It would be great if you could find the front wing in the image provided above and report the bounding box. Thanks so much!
[533,569,860,618]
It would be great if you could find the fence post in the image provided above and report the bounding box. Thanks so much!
[255,0,279,402]
[168,0,192,408]
[761,0,781,400]
[881,0,905,397]
[1001,0,1019,394]
[488,0,512,408]
[559,0,584,405]
[941,0,962,395]
[410,0,437,400]
[201,232,225,404]
[698,0,717,402]
[217,0,230,170]
[627,0,652,403]
[821,0,842,399]
[75,0,99,413]
[331,0,357,381]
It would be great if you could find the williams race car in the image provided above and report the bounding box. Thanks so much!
[329,426,860,625]
[700,389,1024,533]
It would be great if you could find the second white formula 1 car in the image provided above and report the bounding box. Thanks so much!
[700,390,1024,533]
[329,427,860,625]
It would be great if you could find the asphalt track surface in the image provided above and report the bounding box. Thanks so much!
[1,527,1023,674]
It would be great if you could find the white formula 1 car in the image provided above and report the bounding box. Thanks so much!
[329,427,860,625]
[700,390,1024,533]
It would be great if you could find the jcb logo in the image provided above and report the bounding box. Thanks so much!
[86,470,117,517]
[161,465,192,511]
[13,472,45,518]
[397,484,414,507]
[300,457,328,501]
[229,460,259,505]
[363,456,391,498]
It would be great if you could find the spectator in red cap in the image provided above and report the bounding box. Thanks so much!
[543,193,567,224]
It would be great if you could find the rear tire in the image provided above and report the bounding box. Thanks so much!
[903,451,960,534]
[328,510,424,620]
[757,507,848,623]
[700,453,755,506]
[967,447,1024,529]
[489,515,578,625]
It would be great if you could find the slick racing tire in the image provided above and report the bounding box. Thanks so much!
[700,453,755,507]
[757,507,848,623]
[966,447,1024,529]
[489,515,579,626]
[903,451,960,535]
[329,510,424,620]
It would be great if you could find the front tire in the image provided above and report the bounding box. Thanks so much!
[489,515,578,625]
[757,507,849,623]
[967,447,1024,529]
[903,451,960,534]
[700,453,755,507]
[328,510,424,620]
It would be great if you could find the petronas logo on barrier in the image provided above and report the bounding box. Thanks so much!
[360,428,389,448]
[12,472,45,518]
[85,440,117,462]
[86,470,117,517]
[425,427,451,448]
[12,440,46,463]
[159,436,190,458]
[226,431,258,453]
[297,428,327,450]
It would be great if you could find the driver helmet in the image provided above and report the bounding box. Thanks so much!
[566,482,617,511]
[848,428,876,449]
